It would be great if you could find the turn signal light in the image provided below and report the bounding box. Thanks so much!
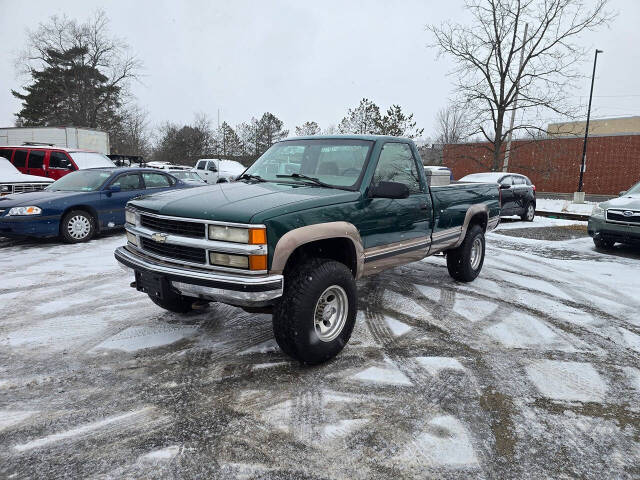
[248,228,267,245]
[249,255,267,271]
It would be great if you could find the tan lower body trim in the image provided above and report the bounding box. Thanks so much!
[362,236,431,276]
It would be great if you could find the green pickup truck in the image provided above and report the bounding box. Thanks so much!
[115,136,500,364]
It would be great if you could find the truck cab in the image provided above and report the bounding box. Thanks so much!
[115,135,500,365]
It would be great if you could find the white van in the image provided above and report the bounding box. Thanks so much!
[193,158,246,184]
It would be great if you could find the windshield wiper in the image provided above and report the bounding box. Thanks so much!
[275,173,336,188]
[237,173,267,182]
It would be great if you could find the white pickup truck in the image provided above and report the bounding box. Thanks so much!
[192,158,246,184]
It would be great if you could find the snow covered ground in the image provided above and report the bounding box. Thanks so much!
[1,221,639,479]
[536,197,597,215]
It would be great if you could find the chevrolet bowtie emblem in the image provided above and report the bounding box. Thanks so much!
[151,232,168,243]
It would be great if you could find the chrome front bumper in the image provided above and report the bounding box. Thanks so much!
[114,246,283,307]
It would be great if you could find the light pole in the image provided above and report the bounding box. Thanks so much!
[578,49,603,193]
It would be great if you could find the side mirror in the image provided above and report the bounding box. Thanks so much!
[109,184,121,193]
[499,183,511,189]
[369,181,410,199]
[620,190,627,197]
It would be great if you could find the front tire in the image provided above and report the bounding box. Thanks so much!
[446,224,485,282]
[60,210,95,243]
[273,259,357,365]
[521,202,535,222]
[593,236,615,250]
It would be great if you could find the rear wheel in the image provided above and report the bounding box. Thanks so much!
[521,202,535,222]
[446,224,485,282]
[273,258,357,365]
[60,210,95,243]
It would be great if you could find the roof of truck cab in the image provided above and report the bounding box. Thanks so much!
[282,135,415,142]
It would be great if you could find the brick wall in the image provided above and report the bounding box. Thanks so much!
[442,134,640,195]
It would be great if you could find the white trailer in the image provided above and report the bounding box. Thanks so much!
[0,127,110,154]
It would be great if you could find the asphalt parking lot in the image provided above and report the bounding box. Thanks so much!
[1,218,639,479]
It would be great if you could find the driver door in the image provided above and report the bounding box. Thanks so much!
[356,142,432,272]
[101,173,146,227]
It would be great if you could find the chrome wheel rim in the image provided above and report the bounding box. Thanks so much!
[527,204,535,220]
[470,237,483,270]
[314,285,348,342]
[67,215,91,240]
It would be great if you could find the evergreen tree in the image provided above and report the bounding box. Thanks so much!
[338,98,382,135]
[377,105,424,139]
[295,121,321,136]
[256,113,288,152]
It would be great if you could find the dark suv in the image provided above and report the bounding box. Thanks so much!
[459,172,536,221]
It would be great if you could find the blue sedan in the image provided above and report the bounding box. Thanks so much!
[0,167,195,243]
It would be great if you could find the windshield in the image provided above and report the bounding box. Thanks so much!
[243,139,374,188]
[170,171,205,182]
[628,181,640,195]
[47,170,113,191]
[69,151,115,169]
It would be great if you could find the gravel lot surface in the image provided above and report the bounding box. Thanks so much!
[1,218,639,479]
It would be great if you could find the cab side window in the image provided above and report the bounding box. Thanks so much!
[111,174,143,191]
[49,152,74,170]
[143,172,171,188]
[27,150,45,169]
[13,150,28,168]
[372,143,422,194]
[196,160,206,170]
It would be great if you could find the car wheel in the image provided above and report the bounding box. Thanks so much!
[60,210,95,243]
[273,258,357,365]
[593,237,615,250]
[521,203,535,222]
[446,224,485,282]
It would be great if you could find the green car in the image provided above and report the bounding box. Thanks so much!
[115,136,500,364]
[589,180,640,249]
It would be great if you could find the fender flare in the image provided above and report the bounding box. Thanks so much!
[453,204,489,248]
[270,221,364,278]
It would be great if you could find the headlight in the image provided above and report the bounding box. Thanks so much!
[7,206,42,216]
[125,209,137,225]
[210,252,249,269]
[126,231,139,246]
[208,225,266,244]
[591,204,605,218]
[0,185,10,193]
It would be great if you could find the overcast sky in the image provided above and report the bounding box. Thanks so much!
[1,0,638,139]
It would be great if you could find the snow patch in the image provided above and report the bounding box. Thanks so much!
[238,339,279,355]
[396,415,478,467]
[384,315,411,337]
[415,357,465,376]
[622,367,640,391]
[91,325,198,352]
[414,284,441,301]
[452,294,497,322]
[618,328,640,353]
[351,359,412,386]
[382,291,431,321]
[2,315,109,350]
[0,410,38,432]
[526,360,606,402]
[252,361,289,371]
[485,313,577,352]
[139,445,181,463]
[323,419,368,439]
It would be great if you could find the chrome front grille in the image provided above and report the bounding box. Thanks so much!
[140,237,206,264]
[7,183,49,194]
[606,209,640,225]
[140,214,205,238]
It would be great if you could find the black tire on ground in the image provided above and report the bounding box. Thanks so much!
[273,258,357,365]
[148,291,196,313]
[446,224,486,282]
[521,202,535,222]
[60,209,96,243]
[593,237,615,250]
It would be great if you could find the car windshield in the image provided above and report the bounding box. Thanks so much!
[243,139,374,188]
[627,181,640,195]
[69,151,115,169]
[46,170,113,191]
[170,171,205,182]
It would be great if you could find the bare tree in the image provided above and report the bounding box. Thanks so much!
[295,121,321,136]
[110,105,151,156]
[428,0,613,171]
[435,104,472,145]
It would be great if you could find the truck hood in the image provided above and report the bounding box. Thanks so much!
[0,172,54,184]
[128,182,361,223]
[601,193,640,210]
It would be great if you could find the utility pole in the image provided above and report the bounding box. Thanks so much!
[577,49,603,193]
[503,23,528,173]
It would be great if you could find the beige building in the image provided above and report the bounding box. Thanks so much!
[548,115,640,136]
